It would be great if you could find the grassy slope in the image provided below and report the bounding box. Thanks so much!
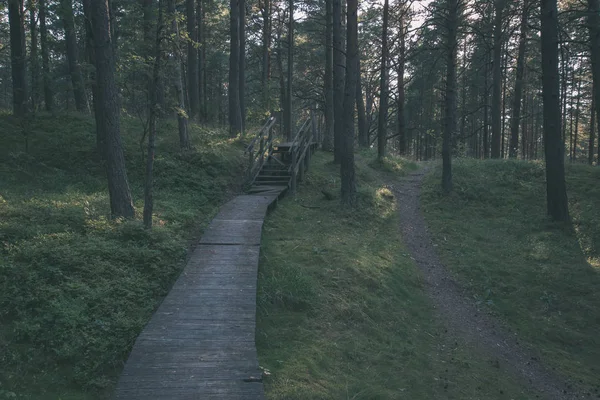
[256,151,536,399]
[0,112,244,399]
[421,159,600,390]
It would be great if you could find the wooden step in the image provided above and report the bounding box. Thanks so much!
[255,175,290,182]
[253,180,289,186]
[247,185,288,194]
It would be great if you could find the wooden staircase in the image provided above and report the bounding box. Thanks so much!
[245,116,318,197]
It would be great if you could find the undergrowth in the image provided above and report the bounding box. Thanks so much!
[421,159,600,392]
[256,150,536,399]
[0,112,244,399]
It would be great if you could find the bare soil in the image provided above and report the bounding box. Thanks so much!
[391,168,585,400]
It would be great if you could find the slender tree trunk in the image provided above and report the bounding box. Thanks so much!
[187,0,199,119]
[397,16,406,155]
[197,0,206,120]
[323,0,334,150]
[90,0,135,218]
[261,0,271,109]
[332,0,344,162]
[560,48,569,143]
[341,0,357,206]
[357,55,368,148]
[229,0,242,136]
[483,54,490,159]
[239,0,246,131]
[145,0,164,229]
[286,0,293,140]
[590,90,596,164]
[29,3,38,112]
[491,0,505,158]
[39,0,53,111]
[589,0,600,166]
[510,0,529,158]
[377,0,390,160]
[540,0,569,221]
[82,0,103,154]
[573,77,581,161]
[168,0,190,148]
[8,0,27,118]
[442,0,459,193]
[60,0,88,112]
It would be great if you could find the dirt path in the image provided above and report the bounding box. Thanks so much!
[391,168,584,400]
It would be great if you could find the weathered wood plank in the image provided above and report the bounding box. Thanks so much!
[114,192,279,400]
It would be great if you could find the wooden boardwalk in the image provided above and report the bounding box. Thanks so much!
[114,193,284,400]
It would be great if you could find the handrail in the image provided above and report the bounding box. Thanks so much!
[245,116,277,185]
[288,116,316,194]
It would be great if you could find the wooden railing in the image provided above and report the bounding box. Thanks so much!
[288,117,316,194]
[245,116,277,185]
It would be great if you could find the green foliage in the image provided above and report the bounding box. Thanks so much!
[421,159,600,390]
[0,113,244,398]
[256,152,534,399]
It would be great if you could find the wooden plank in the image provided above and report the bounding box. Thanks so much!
[114,188,287,400]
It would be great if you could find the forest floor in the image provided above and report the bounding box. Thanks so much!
[256,151,539,399]
[420,160,600,398]
[0,112,247,399]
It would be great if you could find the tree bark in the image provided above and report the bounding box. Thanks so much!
[491,0,505,158]
[483,51,490,159]
[357,55,368,148]
[239,0,247,131]
[144,0,164,229]
[90,0,135,218]
[323,0,334,151]
[540,0,569,221]
[442,0,458,193]
[60,0,88,112]
[377,0,390,160]
[509,0,529,158]
[8,0,27,118]
[260,0,271,109]
[168,0,190,149]
[197,0,206,120]
[590,88,596,164]
[29,3,38,111]
[332,0,344,162]
[573,77,581,161]
[286,0,293,140]
[397,15,406,155]
[228,0,242,136]
[589,0,600,166]
[39,0,53,111]
[187,0,199,119]
[341,0,357,206]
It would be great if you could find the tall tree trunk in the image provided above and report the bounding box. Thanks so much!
[483,53,490,159]
[90,0,135,218]
[286,0,293,140]
[29,3,38,112]
[491,0,505,158]
[442,0,458,193]
[590,89,596,164]
[589,0,600,166]
[341,0,357,206]
[197,0,206,120]
[82,0,103,154]
[239,0,246,131]
[144,0,164,229]
[39,0,53,111]
[357,55,368,148]
[60,0,88,112]
[228,0,242,136]
[323,0,334,150]
[168,0,190,148]
[332,0,344,162]
[397,15,406,155]
[573,77,581,161]
[8,0,27,118]
[261,0,271,109]
[377,0,390,160]
[509,0,529,158]
[540,0,569,221]
[187,0,199,119]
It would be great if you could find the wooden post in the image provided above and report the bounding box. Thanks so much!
[310,108,317,144]
[259,136,265,168]
[248,149,254,179]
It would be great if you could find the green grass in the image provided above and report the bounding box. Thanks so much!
[256,150,536,399]
[0,112,245,399]
[421,159,600,391]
